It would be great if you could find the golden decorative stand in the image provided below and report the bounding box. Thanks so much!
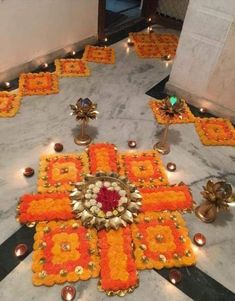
[153,123,170,155]
[70,98,98,146]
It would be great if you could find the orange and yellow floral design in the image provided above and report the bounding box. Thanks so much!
[129,32,157,44]
[0,91,21,117]
[98,227,138,292]
[118,150,168,187]
[38,153,89,193]
[140,185,193,212]
[55,59,90,77]
[32,220,99,286]
[88,143,118,174]
[19,72,59,96]
[83,45,115,64]
[149,99,195,124]
[195,117,235,146]
[18,193,74,223]
[132,212,196,270]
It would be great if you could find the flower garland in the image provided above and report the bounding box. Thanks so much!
[19,72,59,96]
[194,117,235,146]
[38,153,89,193]
[82,45,115,64]
[32,220,99,286]
[55,59,90,77]
[118,150,168,187]
[0,91,22,118]
[98,227,138,294]
[140,185,193,212]
[18,193,74,223]
[88,143,118,174]
[149,99,195,124]
[132,212,196,270]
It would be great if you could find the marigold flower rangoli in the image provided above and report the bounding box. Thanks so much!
[18,143,196,296]
[194,117,235,146]
[55,59,90,77]
[19,72,59,96]
[82,45,115,64]
[0,91,21,118]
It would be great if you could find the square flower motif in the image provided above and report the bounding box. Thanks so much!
[55,59,90,77]
[153,34,179,44]
[38,153,89,193]
[129,32,157,44]
[88,143,118,174]
[0,92,21,117]
[195,118,235,146]
[98,227,138,292]
[18,193,74,223]
[32,220,100,286]
[82,45,115,64]
[132,212,196,270]
[118,151,168,187]
[19,72,59,96]
[140,185,193,212]
[134,43,162,58]
[149,99,195,124]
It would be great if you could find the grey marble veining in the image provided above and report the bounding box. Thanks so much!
[0,25,235,300]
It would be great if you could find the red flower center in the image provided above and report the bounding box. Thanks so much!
[96,187,120,213]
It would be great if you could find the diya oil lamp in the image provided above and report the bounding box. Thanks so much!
[193,233,206,247]
[128,140,137,148]
[154,96,185,155]
[195,180,233,223]
[15,243,28,258]
[54,142,64,152]
[61,285,76,301]
[163,54,172,61]
[23,167,34,177]
[169,269,182,284]
[199,107,206,113]
[166,162,176,172]
[70,98,98,146]
[127,37,134,47]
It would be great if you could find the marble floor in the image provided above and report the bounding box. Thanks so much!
[0,25,234,301]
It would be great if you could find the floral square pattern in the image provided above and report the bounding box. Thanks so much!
[55,59,90,77]
[38,153,89,193]
[0,92,21,117]
[19,72,59,96]
[82,45,115,64]
[32,220,99,286]
[195,118,235,146]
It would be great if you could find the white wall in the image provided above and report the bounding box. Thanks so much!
[166,0,235,121]
[0,0,98,78]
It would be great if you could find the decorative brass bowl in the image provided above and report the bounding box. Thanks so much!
[70,172,142,230]
[195,180,233,223]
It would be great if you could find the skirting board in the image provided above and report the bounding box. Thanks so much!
[0,35,97,82]
[166,82,235,123]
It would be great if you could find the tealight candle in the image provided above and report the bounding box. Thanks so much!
[5,81,11,88]
[128,140,137,148]
[166,162,176,172]
[61,286,76,301]
[71,51,76,56]
[148,26,153,33]
[199,107,206,113]
[15,243,28,258]
[127,38,134,46]
[148,17,152,23]
[42,63,48,69]
[23,167,34,177]
[164,54,172,61]
[54,143,64,152]
[169,269,182,284]
[104,37,108,42]
[193,233,206,246]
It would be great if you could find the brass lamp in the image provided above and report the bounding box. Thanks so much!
[70,98,98,146]
[153,96,184,155]
[195,180,234,223]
